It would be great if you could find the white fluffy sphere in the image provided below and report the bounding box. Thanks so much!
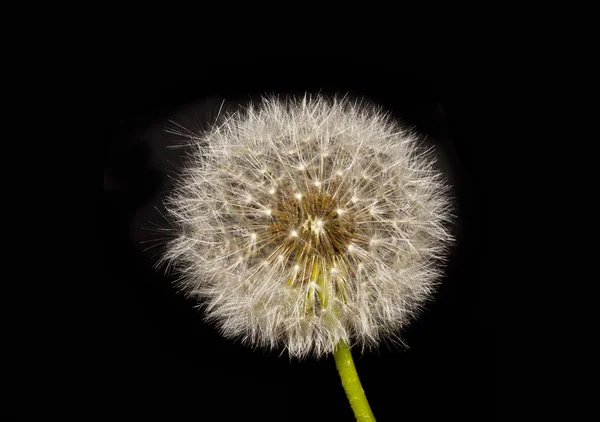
[162,95,454,359]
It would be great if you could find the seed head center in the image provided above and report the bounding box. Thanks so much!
[301,214,326,237]
[267,187,356,265]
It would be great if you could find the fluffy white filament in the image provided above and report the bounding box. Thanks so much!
[161,95,454,359]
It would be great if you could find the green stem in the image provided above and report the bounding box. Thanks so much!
[334,340,376,421]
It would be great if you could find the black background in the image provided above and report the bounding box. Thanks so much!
[101,57,492,421]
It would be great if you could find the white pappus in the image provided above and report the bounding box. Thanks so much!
[160,94,454,359]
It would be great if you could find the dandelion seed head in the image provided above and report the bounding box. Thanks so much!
[162,94,454,359]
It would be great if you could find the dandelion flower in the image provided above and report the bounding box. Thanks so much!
[161,94,454,420]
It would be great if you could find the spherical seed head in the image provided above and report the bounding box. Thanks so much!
[162,95,454,359]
